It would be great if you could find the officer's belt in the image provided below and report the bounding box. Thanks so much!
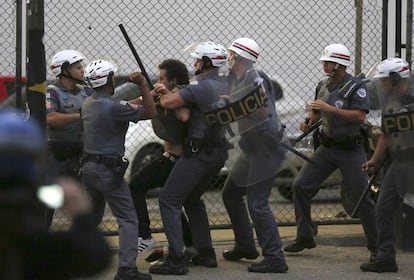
[319,132,364,150]
[163,152,179,163]
[82,153,123,167]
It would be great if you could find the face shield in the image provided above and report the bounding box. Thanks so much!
[205,68,292,186]
[373,66,414,197]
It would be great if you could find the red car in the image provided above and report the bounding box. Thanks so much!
[0,76,26,106]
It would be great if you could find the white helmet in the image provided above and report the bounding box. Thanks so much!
[228,37,260,63]
[50,49,86,77]
[85,59,118,88]
[190,42,228,67]
[374,57,410,79]
[319,44,351,67]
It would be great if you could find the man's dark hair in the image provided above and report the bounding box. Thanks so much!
[158,59,189,85]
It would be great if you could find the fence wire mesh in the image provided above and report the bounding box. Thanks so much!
[1,0,410,233]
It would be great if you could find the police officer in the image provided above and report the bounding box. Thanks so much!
[45,49,93,227]
[284,44,377,262]
[128,59,194,255]
[81,59,156,280]
[360,58,414,273]
[0,109,111,280]
[149,42,229,275]
[221,38,289,273]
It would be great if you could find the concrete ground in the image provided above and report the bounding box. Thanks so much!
[82,224,414,280]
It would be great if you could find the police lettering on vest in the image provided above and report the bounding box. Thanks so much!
[204,84,268,126]
[382,111,414,133]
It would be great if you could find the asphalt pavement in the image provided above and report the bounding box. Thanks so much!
[81,224,414,280]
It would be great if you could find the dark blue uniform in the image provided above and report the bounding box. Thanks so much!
[45,82,93,226]
[46,82,92,179]
[375,93,414,261]
[158,69,229,259]
[223,69,288,268]
[81,92,146,269]
[291,74,377,255]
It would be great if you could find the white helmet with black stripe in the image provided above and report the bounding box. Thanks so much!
[319,44,351,67]
[228,38,260,63]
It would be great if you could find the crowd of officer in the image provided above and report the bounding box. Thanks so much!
[2,37,412,278]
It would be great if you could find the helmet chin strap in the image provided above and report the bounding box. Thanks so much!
[333,63,339,74]
[61,71,84,84]
[324,63,339,77]
[109,82,115,95]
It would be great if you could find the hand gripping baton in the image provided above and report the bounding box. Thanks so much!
[294,119,322,144]
[351,166,382,218]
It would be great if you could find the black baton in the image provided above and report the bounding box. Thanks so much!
[280,142,318,166]
[351,167,382,218]
[119,23,154,90]
[294,119,322,143]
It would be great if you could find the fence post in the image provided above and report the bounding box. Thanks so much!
[355,0,363,74]
[406,0,413,67]
[26,0,46,129]
[15,0,23,109]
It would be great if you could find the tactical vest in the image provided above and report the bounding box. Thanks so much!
[317,74,367,137]
[46,84,88,143]
[382,94,414,157]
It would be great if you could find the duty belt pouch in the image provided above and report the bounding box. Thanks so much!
[66,157,81,178]
[112,157,129,183]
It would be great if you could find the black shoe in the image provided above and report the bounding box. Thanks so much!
[114,267,152,280]
[149,255,189,275]
[191,247,217,268]
[222,248,259,261]
[248,259,288,273]
[360,258,398,273]
[284,239,316,253]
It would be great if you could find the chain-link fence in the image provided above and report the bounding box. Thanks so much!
[1,0,412,233]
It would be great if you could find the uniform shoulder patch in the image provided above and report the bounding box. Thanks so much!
[356,87,367,98]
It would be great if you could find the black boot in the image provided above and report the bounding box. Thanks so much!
[222,247,259,261]
[114,267,152,280]
[149,255,188,275]
[248,259,288,273]
[360,258,398,273]
[191,247,217,267]
[283,238,316,253]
